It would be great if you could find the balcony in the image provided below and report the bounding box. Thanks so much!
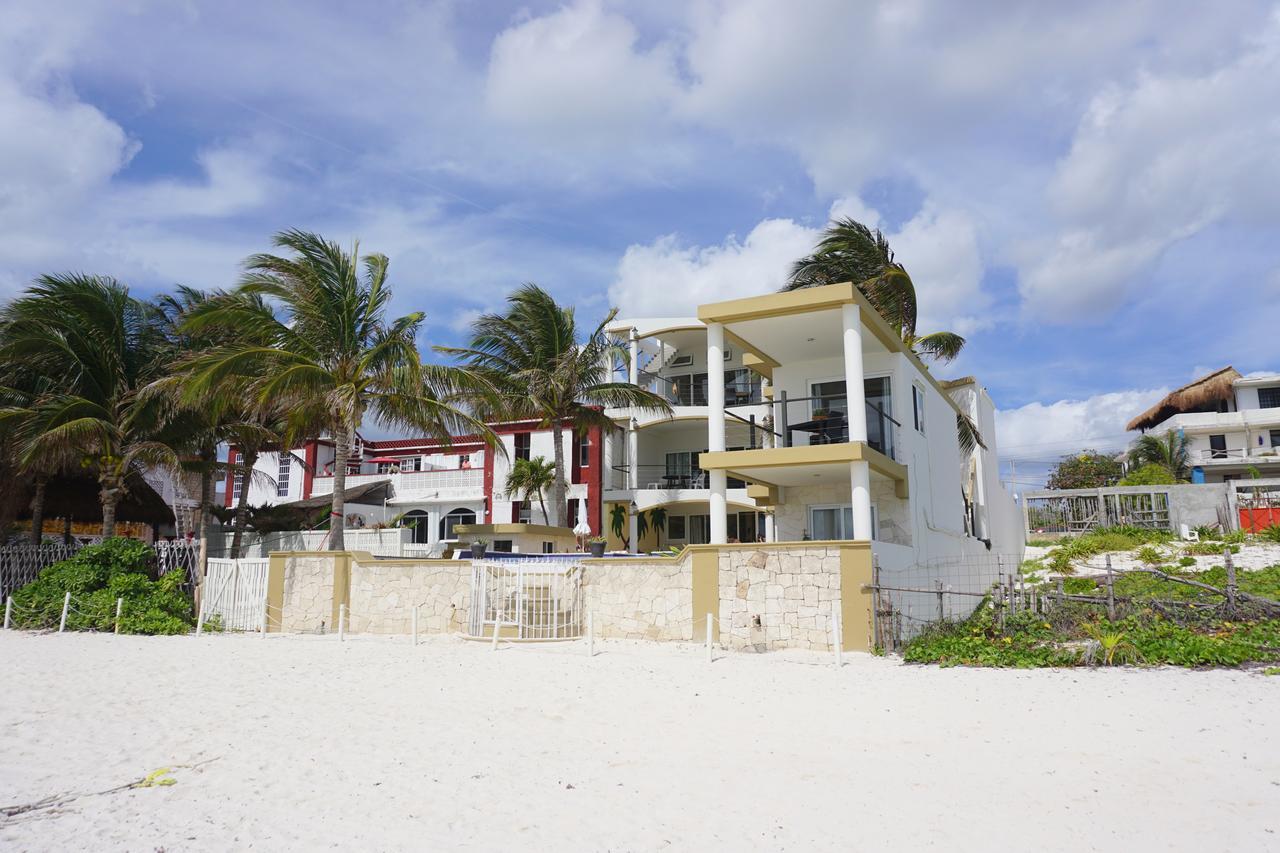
[635,368,763,409]
[1197,447,1280,466]
[311,467,484,500]
[741,393,898,462]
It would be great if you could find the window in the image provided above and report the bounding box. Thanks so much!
[232,470,244,501]
[459,454,472,469]
[397,456,419,473]
[516,500,532,523]
[668,515,687,540]
[671,369,759,406]
[912,385,926,434]
[403,510,431,544]
[492,540,513,553]
[1259,387,1280,409]
[514,432,531,461]
[439,507,476,540]
[1209,434,1227,459]
[808,505,878,541]
[542,541,555,554]
[567,500,580,529]
[665,451,701,488]
[810,379,847,417]
[1270,429,1280,448]
[276,456,291,497]
[578,434,590,467]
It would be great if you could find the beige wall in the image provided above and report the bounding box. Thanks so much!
[347,558,471,635]
[580,558,693,641]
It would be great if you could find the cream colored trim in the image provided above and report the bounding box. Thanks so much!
[453,523,576,538]
[697,442,908,495]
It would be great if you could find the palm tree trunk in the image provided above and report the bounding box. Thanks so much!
[199,445,217,547]
[330,423,349,551]
[100,474,120,538]
[551,421,567,528]
[537,491,548,526]
[230,451,256,559]
[29,476,47,545]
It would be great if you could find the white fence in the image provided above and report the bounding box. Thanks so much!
[0,544,79,603]
[202,558,270,631]
[309,468,484,499]
[467,560,583,640]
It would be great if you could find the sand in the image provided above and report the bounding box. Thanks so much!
[0,632,1276,852]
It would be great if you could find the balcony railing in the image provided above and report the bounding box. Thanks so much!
[729,393,899,461]
[636,368,763,407]
[1199,448,1247,461]
[610,464,747,490]
[310,467,483,497]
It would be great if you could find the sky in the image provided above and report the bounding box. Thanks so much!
[3,0,1279,491]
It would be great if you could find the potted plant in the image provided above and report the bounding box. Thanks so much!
[470,539,489,559]
[587,536,607,558]
[812,407,829,422]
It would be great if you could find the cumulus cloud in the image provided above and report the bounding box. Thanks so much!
[995,387,1167,462]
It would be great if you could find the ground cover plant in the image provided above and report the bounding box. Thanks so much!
[902,564,1280,668]
[7,538,194,634]
[1042,526,1174,574]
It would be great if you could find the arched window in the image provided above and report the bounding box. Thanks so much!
[403,510,431,545]
[439,507,477,540]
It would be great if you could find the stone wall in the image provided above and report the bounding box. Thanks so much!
[347,558,471,635]
[773,482,910,545]
[580,559,693,641]
[717,545,842,652]
[279,554,337,633]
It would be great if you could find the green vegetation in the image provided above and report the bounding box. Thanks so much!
[903,563,1280,668]
[1127,430,1191,482]
[1046,451,1123,490]
[7,538,194,634]
[1183,542,1241,557]
[1118,463,1179,486]
[1042,526,1173,573]
[1260,525,1280,544]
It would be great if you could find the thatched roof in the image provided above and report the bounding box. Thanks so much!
[1126,366,1241,431]
[12,472,172,526]
[277,479,393,510]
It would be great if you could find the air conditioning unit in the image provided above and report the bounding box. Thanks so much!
[670,353,694,367]
[723,347,733,361]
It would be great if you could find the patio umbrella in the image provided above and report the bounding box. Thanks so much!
[364,456,401,464]
[573,497,592,538]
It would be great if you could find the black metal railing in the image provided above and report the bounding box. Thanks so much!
[733,392,899,459]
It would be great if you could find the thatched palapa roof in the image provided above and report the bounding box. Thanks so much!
[1126,366,1241,431]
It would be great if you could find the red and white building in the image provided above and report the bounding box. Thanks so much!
[225,419,606,552]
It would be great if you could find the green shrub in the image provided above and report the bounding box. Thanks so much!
[1183,542,1241,557]
[1260,525,1280,544]
[1135,545,1166,565]
[1118,464,1179,486]
[8,538,193,635]
[1177,556,1197,567]
[1222,530,1248,545]
[1043,526,1173,573]
[1194,525,1222,541]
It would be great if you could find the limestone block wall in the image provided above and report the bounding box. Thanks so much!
[280,554,337,633]
[774,482,911,546]
[716,545,842,652]
[580,559,694,641]
[347,558,471,635]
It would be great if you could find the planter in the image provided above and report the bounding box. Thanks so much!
[589,541,606,558]
[470,542,488,559]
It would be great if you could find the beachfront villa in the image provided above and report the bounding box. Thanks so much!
[602,282,1023,568]
[1127,367,1280,483]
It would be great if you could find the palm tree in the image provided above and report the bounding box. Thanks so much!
[181,229,495,550]
[440,284,672,527]
[506,456,555,524]
[0,274,176,536]
[783,218,966,362]
[609,503,629,549]
[647,506,667,549]
[1129,430,1191,482]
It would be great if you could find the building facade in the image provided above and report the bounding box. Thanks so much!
[225,420,604,554]
[1126,367,1280,483]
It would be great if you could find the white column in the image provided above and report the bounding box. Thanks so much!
[841,303,868,443]
[707,322,728,544]
[764,512,775,543]
[627,417,639,490]
[850,461,872,541]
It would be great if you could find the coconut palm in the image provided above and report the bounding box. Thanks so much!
[783,218,966,363]
[181,229,495,550]
[647,506,667,549]
[0,274,176,536]
[440,284,672,527]
[505,456,555,524]
[1129,430,1191,482]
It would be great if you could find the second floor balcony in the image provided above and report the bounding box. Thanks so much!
[310,467,484,499]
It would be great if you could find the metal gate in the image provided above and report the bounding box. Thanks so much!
[202,558,270,631]
[468,560,583,640]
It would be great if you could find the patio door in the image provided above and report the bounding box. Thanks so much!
[808,504,877,541]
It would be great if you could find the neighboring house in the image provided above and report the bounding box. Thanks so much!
[1126,367,1280,483]
[602,282,1024,567]
[225,420,605,553]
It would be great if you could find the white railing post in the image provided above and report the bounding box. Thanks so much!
[339,603,347,642]
[831,601,843,668]
[115,597,123,635]
[706,612,714,663]
[490,609,502,651]
[412,604,418,646]
[58,591,70,633]
[3,596,11,630]
[196,596,207,635]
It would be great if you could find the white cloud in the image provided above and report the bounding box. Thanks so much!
[609,218,818,317]
[995,387,1167,462]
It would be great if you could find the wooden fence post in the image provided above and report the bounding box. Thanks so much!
[3,596,11,630]
[1055,578,1064,610]
[1224,547,1237,619]
[1105,554,1116,621]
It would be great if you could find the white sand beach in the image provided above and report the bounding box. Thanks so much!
[1,632,1276,852]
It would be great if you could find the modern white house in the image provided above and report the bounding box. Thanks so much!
[1126,367,1280,483]
[602,282,1024,569]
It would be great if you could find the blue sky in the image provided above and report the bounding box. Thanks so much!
[3,0,1279,489]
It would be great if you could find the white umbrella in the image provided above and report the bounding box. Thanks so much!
[572,497,592,538]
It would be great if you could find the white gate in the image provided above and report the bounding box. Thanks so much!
[203,558,270,631]
[468,560,583,640]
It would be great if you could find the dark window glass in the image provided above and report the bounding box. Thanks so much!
[514,433,531,461]
[1259,387,1280,408]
